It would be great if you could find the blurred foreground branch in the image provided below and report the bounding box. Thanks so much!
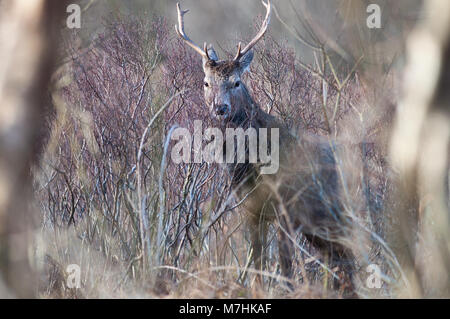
[0,0,66,297]
[389,0,450,298]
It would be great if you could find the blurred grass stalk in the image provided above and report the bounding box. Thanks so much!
[389,0,450,298]
[0,0,67,298]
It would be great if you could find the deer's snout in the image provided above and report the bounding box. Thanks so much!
[214,104,230,117]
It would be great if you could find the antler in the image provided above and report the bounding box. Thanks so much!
[234,0,271,61]
[175,3,210,60]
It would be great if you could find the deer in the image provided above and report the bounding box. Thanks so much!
[175,0,356,296]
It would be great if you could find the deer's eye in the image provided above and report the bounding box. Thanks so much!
[234,81,240,88]
[204,82,210,88]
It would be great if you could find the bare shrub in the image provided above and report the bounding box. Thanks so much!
[34,9,393,299]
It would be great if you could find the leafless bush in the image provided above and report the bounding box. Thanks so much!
[34,9,395,298]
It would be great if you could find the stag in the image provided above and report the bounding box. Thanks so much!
[175,0,355,295]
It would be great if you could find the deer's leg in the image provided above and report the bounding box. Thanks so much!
[249,216,268,285]
[277,215,296,279]
[306,234,357,298]
[329,245,357,298]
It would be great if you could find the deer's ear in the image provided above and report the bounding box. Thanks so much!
[202,45,219,71]
[239,50,254,73]
[207,45,219,61]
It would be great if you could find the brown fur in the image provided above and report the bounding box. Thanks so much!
[205,60,240,77]
[202,59,356,295]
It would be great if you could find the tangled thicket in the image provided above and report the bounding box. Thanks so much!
[34,13,396,298]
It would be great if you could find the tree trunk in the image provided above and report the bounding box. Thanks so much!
[0,0,67,298]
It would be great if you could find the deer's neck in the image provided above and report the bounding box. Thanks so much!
[229,84,264,128]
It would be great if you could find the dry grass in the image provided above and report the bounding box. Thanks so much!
[28,2,449,299]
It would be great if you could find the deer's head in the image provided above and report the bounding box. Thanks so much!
[175,1,271,124]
